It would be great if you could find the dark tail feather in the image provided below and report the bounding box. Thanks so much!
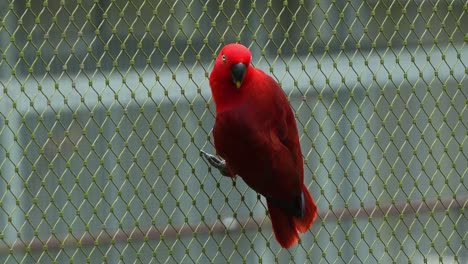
[267,200,299,248]
[267,184,318,248]
[294,184,318,233]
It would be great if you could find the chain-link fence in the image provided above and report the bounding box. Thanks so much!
[0,0,466,263]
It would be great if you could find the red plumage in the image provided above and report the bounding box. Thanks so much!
[209,43,318,248]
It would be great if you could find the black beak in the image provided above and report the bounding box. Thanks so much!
[231,63,247,89]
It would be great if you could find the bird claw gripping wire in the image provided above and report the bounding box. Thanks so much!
[201,150,231,177]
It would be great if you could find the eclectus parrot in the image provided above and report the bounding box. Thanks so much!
[202,43,318,248]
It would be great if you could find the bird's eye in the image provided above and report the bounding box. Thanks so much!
[222,55,226,62]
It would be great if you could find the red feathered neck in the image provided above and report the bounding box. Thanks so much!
[209,65,257,113]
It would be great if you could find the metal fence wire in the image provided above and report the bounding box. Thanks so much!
[0,0,466,263]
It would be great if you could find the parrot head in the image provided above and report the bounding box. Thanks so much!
[211,43,252,89]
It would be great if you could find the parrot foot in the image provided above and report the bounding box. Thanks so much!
[201,150,231,177]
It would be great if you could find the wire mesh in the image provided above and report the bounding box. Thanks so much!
[0,0,466,263]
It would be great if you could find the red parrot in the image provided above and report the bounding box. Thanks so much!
[204,43,318,248]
